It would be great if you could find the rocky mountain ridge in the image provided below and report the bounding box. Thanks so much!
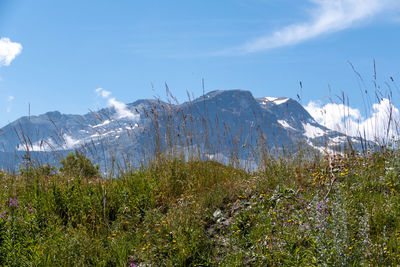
[0,90,367,171]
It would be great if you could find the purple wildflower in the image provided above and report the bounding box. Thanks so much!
[9,198,18,208]
[317,200,329,215]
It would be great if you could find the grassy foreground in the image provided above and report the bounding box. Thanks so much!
[0,149,399,266]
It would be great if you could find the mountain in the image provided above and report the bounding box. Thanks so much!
[0,90,368,172]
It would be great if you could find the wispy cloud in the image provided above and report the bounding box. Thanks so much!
[0,38,22,66]
[229,0,397,54]
[305,98,400,142]
[95,88,139,120]
[6,95,14,113]
[95,87,111,98]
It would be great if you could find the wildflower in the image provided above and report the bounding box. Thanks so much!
[9,198,17,208]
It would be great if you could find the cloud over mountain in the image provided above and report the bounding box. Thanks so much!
[305,98,400,142]
[95,88,139,120]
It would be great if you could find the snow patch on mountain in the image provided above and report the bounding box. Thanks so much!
[91,119,111,128]
[328,136,348,144]
[262,97,290,105]
[16,133,82,152]
[303,123,326,138]
[16,141,52,152]
[277,120,296,131]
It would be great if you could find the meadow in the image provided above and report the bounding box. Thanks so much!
[0,144,399,266]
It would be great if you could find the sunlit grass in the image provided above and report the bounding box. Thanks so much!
[0,148,399,265]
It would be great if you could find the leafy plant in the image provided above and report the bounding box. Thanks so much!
[59,150,99,178]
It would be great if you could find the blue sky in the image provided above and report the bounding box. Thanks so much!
[1,0,400,139]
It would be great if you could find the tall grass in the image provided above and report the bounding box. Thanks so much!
[0,67,399,265]
[0,148,400,265]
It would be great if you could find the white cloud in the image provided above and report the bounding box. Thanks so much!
[0,38,22,66]
[234,0,397,54]
[95,87,111,98]
[63,134,81,149]
[6,95,14,113]
[107,97,138,120]
[305,98,400,142]
[95,88,138,120]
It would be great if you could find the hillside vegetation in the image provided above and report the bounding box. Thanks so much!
[0,147,399,266]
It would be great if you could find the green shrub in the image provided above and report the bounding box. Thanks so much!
[59,151,99,178]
